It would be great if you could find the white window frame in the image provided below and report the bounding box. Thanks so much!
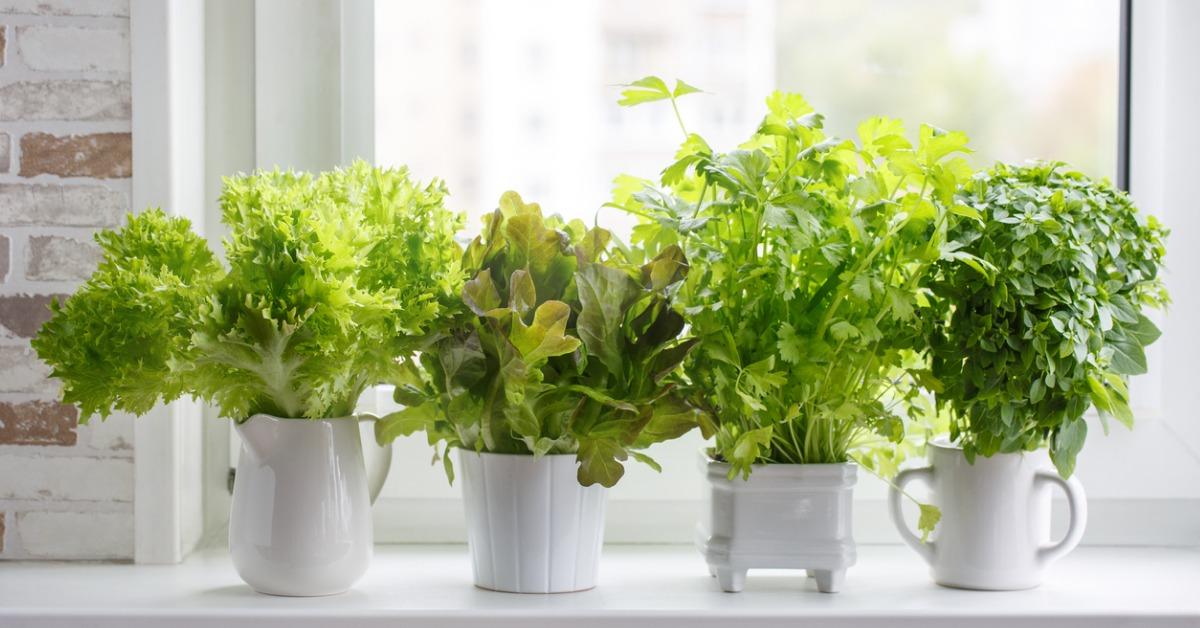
[131,0,1200,561]
[130,0,208,564]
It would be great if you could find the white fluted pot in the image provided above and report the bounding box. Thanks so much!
[459,451,608,593]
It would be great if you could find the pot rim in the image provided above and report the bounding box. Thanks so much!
[926,436,1051,457]
[928,436,962,451]
[454,447,578,459]
[699,447,858,470]
[244,413,356,423]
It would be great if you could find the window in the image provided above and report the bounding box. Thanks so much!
[376,0,1118,231]
[364,0,1161,543]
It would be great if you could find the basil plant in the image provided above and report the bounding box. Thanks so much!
[924,162,1168,477]
[33,162,464,422]
[375,192,712,487]
[611,78,983,489]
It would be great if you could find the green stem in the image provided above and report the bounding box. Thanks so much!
[669,96,689,138]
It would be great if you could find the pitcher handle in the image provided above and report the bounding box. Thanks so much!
[888,466,935,565]
[1034,470,1087,567]
[357,413,392,505]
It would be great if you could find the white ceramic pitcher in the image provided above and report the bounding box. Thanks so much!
[889,439,1087,590]
[230,414,391,596]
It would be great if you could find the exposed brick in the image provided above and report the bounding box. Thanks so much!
[0,456,132,502]
[0,345,55,394]
[26,235,101,281]
[0,131,8,172]
[0,81,130,122]
[0,400,77,446]
[1,24,6,69]
[0,293,62,337]
[0,235,7,282]
[17,511,133,559]
[0,512,5,554]
[0,0,129,17]
[15,25,128,73]
[0,183,126,227]
[19,133,131,179]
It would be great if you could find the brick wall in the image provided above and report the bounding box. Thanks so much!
[0,0,134,560]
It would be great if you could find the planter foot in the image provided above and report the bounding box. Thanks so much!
[707,564,717,578]
[715,567,746,592]
[813,569,844,593]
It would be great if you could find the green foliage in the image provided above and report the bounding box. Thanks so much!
[917,503,942,543]
[33,161,464,423]
[612,78,980,494]
[924,162,1168,477]
[375,191,711,487]
[618,77,702,136]
[32,209,222,420]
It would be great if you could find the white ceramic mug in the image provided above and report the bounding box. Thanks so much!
[888,439,1087,590]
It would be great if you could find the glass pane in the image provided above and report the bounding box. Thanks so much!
[373,0,1120,510]
[775,0,1119,180]
[377,0,1118,231]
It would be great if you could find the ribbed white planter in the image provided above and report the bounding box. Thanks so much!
[459,451,608,593]
[696,453,857,593]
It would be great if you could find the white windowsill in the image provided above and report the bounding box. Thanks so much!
[1,544,1197,628]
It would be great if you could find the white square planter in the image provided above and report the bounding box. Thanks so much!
[696,454,857,593]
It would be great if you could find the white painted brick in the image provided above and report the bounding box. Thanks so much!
[0,80,130,122]
[0,0,128,17]
[16,25,128,73]
[0,183,127,227]
[0,0,135,563]
[25,235,102,281]
[0,455,132,502]
[83,413,132,453]
[0,345,57,394]
[17,510,133,559]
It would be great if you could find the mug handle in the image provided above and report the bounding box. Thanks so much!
[1034,470,1088,567]
[888,466,935,565]
[357,413,393,505]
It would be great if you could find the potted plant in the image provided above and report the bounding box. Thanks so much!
[32,161,464,596]
[889,162,1169,590]
[375,191,711,593]
[612,78,975,592]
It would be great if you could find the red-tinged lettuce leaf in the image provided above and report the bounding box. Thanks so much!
[395,191,708,488]
[576,263,642,377]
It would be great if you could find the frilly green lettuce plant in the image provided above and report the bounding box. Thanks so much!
[33,161,464,422]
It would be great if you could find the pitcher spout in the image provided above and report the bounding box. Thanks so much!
[234,414,280,462]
